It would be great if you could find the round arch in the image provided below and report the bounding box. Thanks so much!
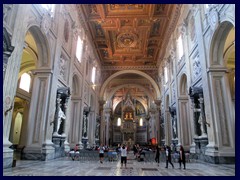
[10,24,51,151]
[108,83,153,113]
[100,70,161,100]
[210,21,235,67]
[179,73,188,96]
[27,25,51,68]
[113,97,148,116]
[208,19,235,155]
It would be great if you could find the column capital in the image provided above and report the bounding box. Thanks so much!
[32,68,53,75]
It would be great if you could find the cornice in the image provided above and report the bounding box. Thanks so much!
[101,65,158,71]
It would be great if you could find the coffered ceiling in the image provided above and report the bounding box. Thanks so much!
[76,4,181,108]
[78,4,181,69]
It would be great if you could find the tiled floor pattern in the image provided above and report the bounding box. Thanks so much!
[3,157,235,176]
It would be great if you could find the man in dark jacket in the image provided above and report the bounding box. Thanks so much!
[179,145,186,169]
[165,145,174,168]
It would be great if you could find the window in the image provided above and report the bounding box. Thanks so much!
[91,67,96,84]
[19,73,31,92]
[117,118,121,126]
[139,118,143,126]
[76,36,83,62]
[177,35,183,59]
[164,67,168,83]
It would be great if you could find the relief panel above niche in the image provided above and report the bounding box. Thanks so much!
[59,51,69,84]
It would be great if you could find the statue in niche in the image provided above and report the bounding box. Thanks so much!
[129,112,132,119]
[172,118,177,138]
[189,86,209,137]
[57,105,66,133]
[83,115,87,137]
[169,106,177,139]
[197,114,204,135]
[192,104,201,135]
[125,113,128,119]
[95,121,100,139]
[51,87,70,137]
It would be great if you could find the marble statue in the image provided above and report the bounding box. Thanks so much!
[57,107,66,133]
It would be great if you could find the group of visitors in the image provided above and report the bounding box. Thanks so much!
[69,143,186,170]
[155,145,186,169]
[98,144,128,168]
[133,144,146,161]
[69,144,80,161]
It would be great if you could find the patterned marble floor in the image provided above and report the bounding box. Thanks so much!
[3,157,235,176]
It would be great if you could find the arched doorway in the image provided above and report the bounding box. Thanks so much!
[178,73,191,150]
[9,30,37,159]
[69,75,81,148]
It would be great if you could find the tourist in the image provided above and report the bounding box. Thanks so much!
[120,144,127,168]
[179,145,186,169]
[155,146,160,166]
[165,145,174,168]
[98,144,105,163]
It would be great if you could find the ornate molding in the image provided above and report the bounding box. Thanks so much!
[101,65,158,71]
[208,6,220,31]
[157,4,182,64]
[117,32,138,48]
[178,19,187,36]
[40,13,52,35]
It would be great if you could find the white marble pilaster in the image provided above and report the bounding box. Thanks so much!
[23,69,54,159]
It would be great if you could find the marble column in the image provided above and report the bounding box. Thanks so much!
[149,108,156,139]
[3,27,15,168]
[164,108,171,146]
[104,109,111,146]
[3,27,14,82]
[154,100,161,144]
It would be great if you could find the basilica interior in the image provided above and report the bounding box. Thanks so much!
[3,4,235,174]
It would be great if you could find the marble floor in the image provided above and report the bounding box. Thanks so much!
[3,156,235,176]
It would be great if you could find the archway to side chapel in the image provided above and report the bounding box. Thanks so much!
[9,26,50,160]
[209,21,235,162]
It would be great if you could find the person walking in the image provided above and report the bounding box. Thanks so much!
[165,145,174,168]
[120,144,127,168]
[116,144,121,159]
[179,145,186,169]
[155,146,160,166]
[133,144,138,159]
[98,144,105,163]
